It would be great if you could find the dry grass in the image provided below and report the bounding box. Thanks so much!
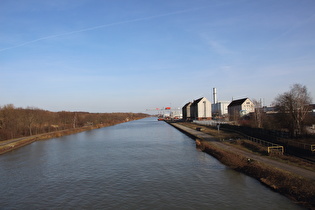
[228,140,315,172]
[0,137,37,154]
[229,140,269,155]
[180,122,315,172]
[178,122,242,140]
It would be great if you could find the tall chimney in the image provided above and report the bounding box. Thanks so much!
[213,87,217,104]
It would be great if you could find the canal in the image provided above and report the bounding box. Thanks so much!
[0,117,304,209]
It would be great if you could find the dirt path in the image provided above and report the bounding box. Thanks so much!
[0,136,31,146]
[171,123,315,181]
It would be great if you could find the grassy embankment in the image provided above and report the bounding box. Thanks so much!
[177,122,315,209]
[0,117,146,155]
[0,124,102,155]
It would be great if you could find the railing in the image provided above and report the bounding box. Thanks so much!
[268,146,284,155]
[193,120,228,126]
[193,120,284,155]
[194,120,315,154]
[240,132,284,155]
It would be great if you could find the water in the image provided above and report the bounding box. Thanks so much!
[0,117,304,209]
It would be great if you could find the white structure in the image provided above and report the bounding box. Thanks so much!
[212,101,230,117]
[228,98,255,121]
[170,108,182,119]
[211,88,230,117]
[213,88,217,104]
[190,97,212,120]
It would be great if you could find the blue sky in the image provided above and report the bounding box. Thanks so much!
[1,0,315,113]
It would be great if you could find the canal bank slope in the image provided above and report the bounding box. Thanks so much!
[0,124,106,155]
[169,122,315,209]
[0,117,147,155]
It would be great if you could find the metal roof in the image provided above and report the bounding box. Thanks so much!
[227,98,248,107]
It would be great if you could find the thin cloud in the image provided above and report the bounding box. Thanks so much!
[268,13,315,45]
[207,39,234,55]
[0,7,204,52]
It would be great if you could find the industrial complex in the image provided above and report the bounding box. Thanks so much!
[181,87,255,121]
[153,87,257,121]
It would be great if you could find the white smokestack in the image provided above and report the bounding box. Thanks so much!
[213,87,217,104]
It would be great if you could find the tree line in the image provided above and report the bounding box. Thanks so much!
[0,104,148,141]
[248,84,314,138]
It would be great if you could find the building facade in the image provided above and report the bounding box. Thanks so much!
[182,102,192,120]
[212,101,230,117]
[190,97,212,120]
[228,98,255,121]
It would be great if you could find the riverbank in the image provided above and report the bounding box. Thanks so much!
[0,117,146,155]
[0,125,101,155]
[169,122,315,209]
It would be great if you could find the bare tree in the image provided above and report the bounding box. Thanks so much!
[273,84,312,137]
[0,104,19,139]
[24,107,38,136]
[252,99,263,128]
[0,104,149,141]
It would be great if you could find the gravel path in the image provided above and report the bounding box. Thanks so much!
[172,123,315,181]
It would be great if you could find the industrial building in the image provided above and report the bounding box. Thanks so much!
[212,102,230,118]
[228,98,255,121]
[182,102,192,120]
[182,97,212,120]
[182,88,257,122]
[211,88,230,118]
